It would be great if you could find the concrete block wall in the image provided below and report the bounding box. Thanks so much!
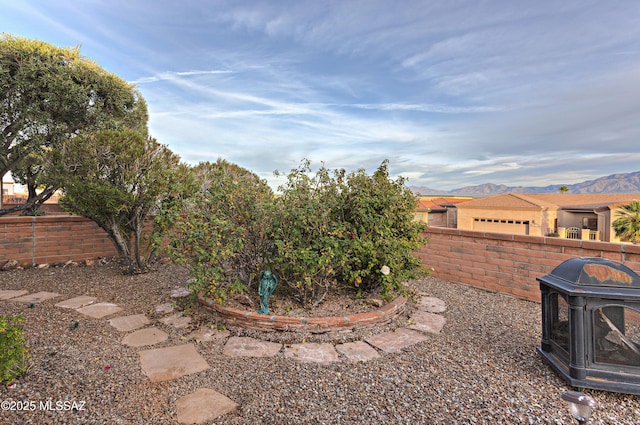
[0,215,117,266]
[418,227,640,303]
[3,216,640,305]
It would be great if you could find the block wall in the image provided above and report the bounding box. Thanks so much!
[418,227,640,303]
[4,216,640,305]
[0,216,117,266]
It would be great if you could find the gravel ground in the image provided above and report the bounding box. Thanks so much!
[0,262,639,424]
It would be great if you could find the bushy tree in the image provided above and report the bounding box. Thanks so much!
[51,129,181,274]
[0,34,147,214]
[613,200,640,244]
[270,160,345,306]
[338,160,427,295]
[163,159,274,303]
[270,160,427,306]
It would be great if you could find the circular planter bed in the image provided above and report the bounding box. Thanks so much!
[197,292,407,333]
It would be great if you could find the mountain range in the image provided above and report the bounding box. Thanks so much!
[409,171,640,196]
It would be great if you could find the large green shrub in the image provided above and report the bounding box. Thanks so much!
[163,158,427,308]
[337,160,427,295]
[163,159,274,304]
[269,161,345,306]
[270,160,427,306]
[0,315,30,384]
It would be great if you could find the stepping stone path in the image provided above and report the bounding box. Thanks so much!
[0,289,28,300]
[55,295,97,309]
[159,312,192,328]
[76,302,123,319]
[155,302,174,314]
[284,343,340,364]
[417,296,448,313]
[1,284,447,423]
[187,326,231,343]
[335,341,381,362]
[138,343,209,382]
[408,310,447,335]
[12,291,61,304]
[222,336,282,357]
[122,327,168,347]
[109,314,151,332]
[175,388,238,424]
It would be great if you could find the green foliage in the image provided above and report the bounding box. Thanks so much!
[270,159,427,306]
[162,159,274,303]
[338,160,427,295]
[52,129,182,273]
[612,200,640,244]
[270,160,344,306]
[0,316,30,384]
[0,34,147,215]
[163,158,427,308]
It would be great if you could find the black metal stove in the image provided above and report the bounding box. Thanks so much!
[537,257,640,395]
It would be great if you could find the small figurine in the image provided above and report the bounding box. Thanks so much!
[257,270,278,315]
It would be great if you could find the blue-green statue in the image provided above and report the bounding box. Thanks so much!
[257,270,278,314]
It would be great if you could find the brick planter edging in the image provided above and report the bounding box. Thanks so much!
[197,293,407,333]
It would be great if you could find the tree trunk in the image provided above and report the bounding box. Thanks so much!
[105,221,136,274]
[0,186,57,216]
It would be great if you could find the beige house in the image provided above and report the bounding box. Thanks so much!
[414,196,472,227]
[455,193,640,242]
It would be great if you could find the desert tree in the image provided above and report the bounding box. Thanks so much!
[0,34,147,214]
[49,129,181,274]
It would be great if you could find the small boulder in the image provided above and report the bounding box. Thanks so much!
[1,259,19,271]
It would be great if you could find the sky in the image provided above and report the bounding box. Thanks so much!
[2,0,640,191]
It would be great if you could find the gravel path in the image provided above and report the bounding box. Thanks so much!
[1,262,638,424]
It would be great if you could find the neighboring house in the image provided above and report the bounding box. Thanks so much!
[414,196,472,227]
[1,181,14,196]
[455,193,640,242]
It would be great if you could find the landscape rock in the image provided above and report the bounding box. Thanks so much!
[175,388,238,424]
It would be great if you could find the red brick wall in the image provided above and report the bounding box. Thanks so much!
[418,227,640,303]
[0,215,117,267]
[4,216,640,303]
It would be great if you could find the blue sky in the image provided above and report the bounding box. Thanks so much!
[2,0,640,191]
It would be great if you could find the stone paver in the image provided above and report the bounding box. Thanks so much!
[138,344,209,382]
[335,341,381,362]
[155,303,174,314]
[160,312,192,329]
[175,388,238,424]
[0,289,28,300]
[365,327,428,353]
[11,291,61,304]
[222,336,282,357]
[284,343,340,364]
[55,295,97,309]
[109,314,150,332]
[187,327,231,343]
[76,302,123,318]
[122,327,168,347]
[417,296,447,313]
[171,287,191,298]
[408,310,447,335]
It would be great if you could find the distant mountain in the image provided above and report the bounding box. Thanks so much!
[410,171,640,196]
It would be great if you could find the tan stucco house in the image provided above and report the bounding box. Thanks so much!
[414,196,472,227]
[455,193,640,242]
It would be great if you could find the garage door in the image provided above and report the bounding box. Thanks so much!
[473,218,529,235]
